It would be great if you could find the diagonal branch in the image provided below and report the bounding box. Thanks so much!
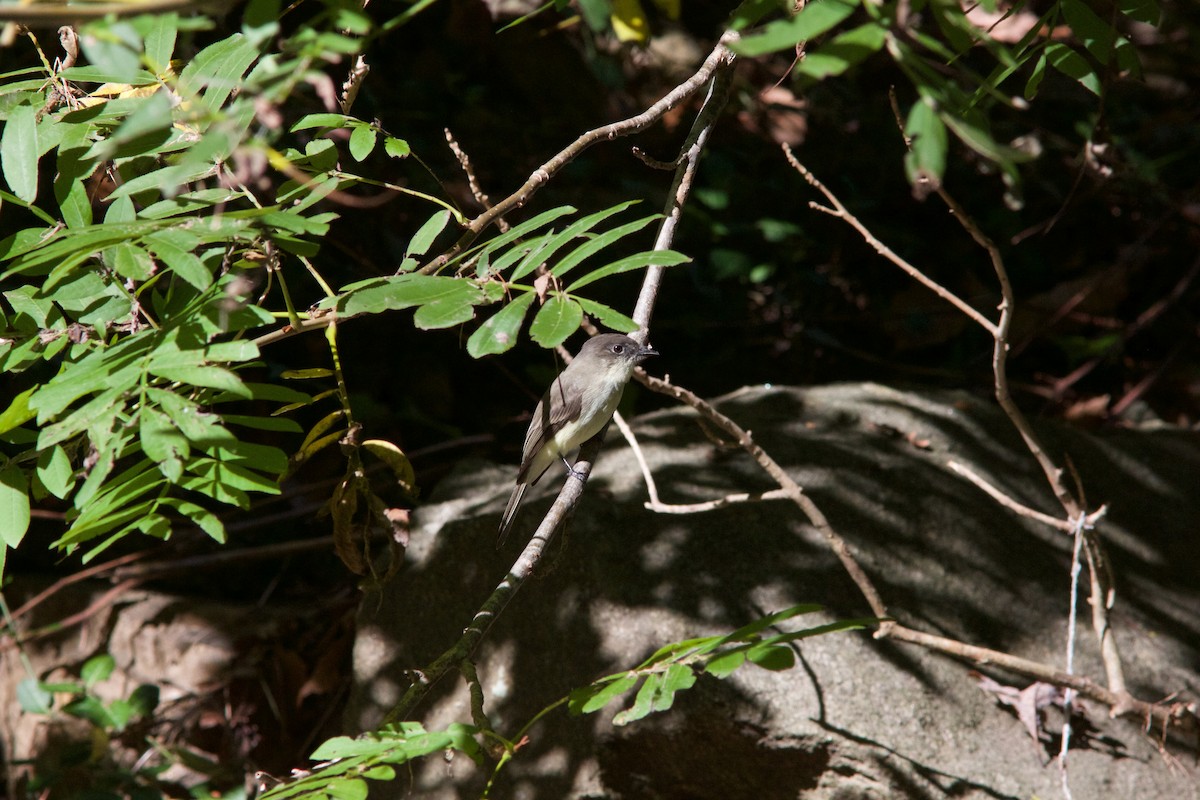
[419,35,738,274]
[382,47,738,722]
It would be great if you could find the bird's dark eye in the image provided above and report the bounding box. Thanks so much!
[612,344,625,354]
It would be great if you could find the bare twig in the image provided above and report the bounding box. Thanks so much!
[0,579,142,652]
[612,410,662,506]
[646,489,791,514]
[782,145,1144,720]
[635,370,891,622]
[445,127,508,231]
[384,437,603,723]
[948,461,1107,533]
[882,623,1192,733]
[419,34,739,274]
[340,55,370,115]
[781,144,999,336]
[633,47,734,334]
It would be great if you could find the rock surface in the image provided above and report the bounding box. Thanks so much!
[349,382,1200,799]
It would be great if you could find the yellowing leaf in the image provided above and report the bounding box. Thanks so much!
[611,0,649,41]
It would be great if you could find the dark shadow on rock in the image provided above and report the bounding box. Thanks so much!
[348,383,1200,799]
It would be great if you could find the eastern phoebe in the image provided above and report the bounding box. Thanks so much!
[497,333,659,546]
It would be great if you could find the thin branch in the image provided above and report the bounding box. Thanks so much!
[883,623,1192,733]
[781,143,999,337]
[445,127,508,231]
[646,489,791,514]
[635,370,891,622]
[935,186,1084,518]
[419,35,739,274]
[784,145,1137,712]
[632,46,734,333]
[612,410,662,506]
[383,437,602,723]
[339,55,370,115]
[948,461,1108,533]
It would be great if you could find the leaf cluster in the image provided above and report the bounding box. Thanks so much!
[0,3,688,572]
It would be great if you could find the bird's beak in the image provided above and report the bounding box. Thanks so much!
[638,343,659,361]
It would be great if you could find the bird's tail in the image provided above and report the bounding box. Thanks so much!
[496,482,527,548]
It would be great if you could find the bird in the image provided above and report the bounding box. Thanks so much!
[496,333,659,546]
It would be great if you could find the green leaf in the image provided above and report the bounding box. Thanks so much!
[81,654,116,688]
[903,97,948,191]
[340,274,482,316]
[549,214,660,278]
[577,0,611,30]
[1044,43,1101,95]
[466,291,535,357]
[1116,0,1159,24]
[17,678,52,713]
[144,231,212,290]
[457,206,578,268]
[510,201,640,281]
[159,497,226,542]
[150,364,249,396]
[126,683,160,717]
[309,735,397,760]
[575,297,639,333]
[63,695,118,728]
[613,664,696,726]
[0,463,30,549]
[0,387,36,435]
[795,21,886,80]
[529,294,583,347]
[36,446,74,500]
[348,124,377,161]
[703,649,747,678]
[384,136,411,158]
[1,103,39,203]
[729,0,782,31]
[568,673,639,715]
[733,0,860,57]
[1024,52,1048,100]
[413,298,477,329]
[105,242,156,281]
[406,210,452,259]
[142,13,179,73]
[1060,0,1124,66]
[290,113,352,131]
[747,643,796,670]
[178,33,259,114]
[565,250,690,291]
[78,21,142,81]
[326,778,368,800]
[140,406,191,472]
[186,457,280,496]
[711,604,824,650]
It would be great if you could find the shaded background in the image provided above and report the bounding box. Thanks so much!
[2,0,1199,790]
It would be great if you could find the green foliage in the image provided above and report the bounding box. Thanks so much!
[330,201,689,357]
[262,606,868,798]
[258,722,483,800]
[730,0,1157,195]
[567,604,872,724]
[15,653,191,796]
[0,5,680,573]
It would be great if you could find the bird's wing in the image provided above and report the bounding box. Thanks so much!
[516,371,583,482]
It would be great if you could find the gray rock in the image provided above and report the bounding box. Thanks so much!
[349,383,1200,799]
